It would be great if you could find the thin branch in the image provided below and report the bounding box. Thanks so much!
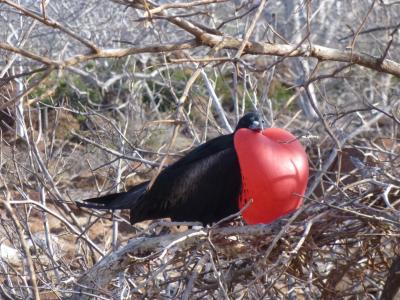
[349,0,377,51]
[148,0,227,15]
[1,0,99,52]
[234,0,268,59]
[0,196,40,300]
[379,23,400,63]
[70,131,160,167]
[0,42,57,65]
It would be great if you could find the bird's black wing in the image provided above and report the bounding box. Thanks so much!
[78,181,149,210]
[129,134,242,225]
[167,134,234,169]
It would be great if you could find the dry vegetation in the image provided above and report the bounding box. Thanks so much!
[0,0,400,299]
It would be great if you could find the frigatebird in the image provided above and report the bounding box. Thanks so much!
[78,112,264,225]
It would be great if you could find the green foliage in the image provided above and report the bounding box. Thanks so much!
[30,84,52,104]
[269,81,293,102]
[142,69,188,112]
[75,114,87,124]
[49,75,103,107]
[84,62,95,72]
[55,79,70,99]
[268,81,295,110]
[142,80,176,112]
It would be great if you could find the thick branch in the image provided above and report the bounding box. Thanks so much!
[2,37,400,81]
[199,34,400,77]
[62,39,200,67]
[59,38,400,77]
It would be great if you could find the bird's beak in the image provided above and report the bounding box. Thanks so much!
[249,121,263,131]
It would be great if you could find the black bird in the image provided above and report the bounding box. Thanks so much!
[78,112,263,225]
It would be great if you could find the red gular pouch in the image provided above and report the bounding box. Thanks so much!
[234,128,309,225]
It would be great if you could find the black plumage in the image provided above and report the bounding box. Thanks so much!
[78,112,263,225]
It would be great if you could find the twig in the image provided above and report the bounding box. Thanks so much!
[0,195,40,300]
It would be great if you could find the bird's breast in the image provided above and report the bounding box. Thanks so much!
[234,128,309,224]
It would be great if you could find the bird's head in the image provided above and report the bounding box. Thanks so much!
[235,112,264,132]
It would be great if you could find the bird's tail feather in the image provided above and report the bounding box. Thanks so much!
[77,181,149,210]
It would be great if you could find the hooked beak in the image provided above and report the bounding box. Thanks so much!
[249,121,263,132]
